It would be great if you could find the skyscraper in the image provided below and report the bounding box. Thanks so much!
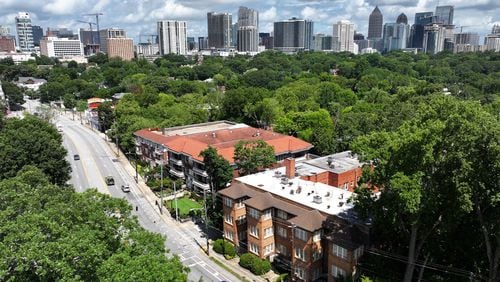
[435,6,454,25]
[273,18,313,53]
[15,12,34,51]
[157,20,188,55]
[492,25,500,35]
[99,28,126,53]
[396,13,408,25]
[332,20,355,53]
[32,25,43,46]
[382,23,409,52]
[237,6,259,52]
[198,37,208,50]
[368,6,383,39]
[423,23,447,54]
[313,34,333,51]
[207,12,232,49]
[410,12,434,49]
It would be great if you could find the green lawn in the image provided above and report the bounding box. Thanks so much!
[168,196,202,216]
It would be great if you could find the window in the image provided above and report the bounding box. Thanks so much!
[223,197,233,207]
[294,247,306,261]
[332,265,346,278]
[294,228,308,241]
[224,213,233,225]
[237,215,246,224]
[277,226,287,238]
[235,201,245,209]
[264,227,274,238]
[354,245,364,259]
[249,243,259,255]
[249,225,259,238]
[276,209,287,220]
[313,248,323,261]
[312,268,321,280]
[224,230,234,241]
[294,267,305,279]
[264,243,274,255]
[313,230,322,242]
[248,208,260,219]
[262,209,272,220]
[332,244,348,259]
[276,244,288,256]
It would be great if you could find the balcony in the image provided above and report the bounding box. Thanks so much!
[135,148,142,155]
[169,168,185,179]
[193,179,210,191]
[169,158,183,166]
[192,166,208,177]
[154,148,165,156]
[134,139,142,146]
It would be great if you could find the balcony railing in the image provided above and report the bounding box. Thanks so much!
[169,158,183,166]
[193,179,210,190]
[169,168,185,179]
[135,148,142,155]
[192,166,208,177]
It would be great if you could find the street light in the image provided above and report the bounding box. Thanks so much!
[173,181,179,221]
[126,151,139,183]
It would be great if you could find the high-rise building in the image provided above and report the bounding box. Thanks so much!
[259,33,273,49]
[32,25,43,46]
[15,12,34,51]
[435,5,454,25]
[136,42,159,56]
[237,6,259,52]
[198,37,208,50]
[313,34,333,51]
[382,23,410,52]
[47,28,75,39]
[368,6,383,39]
[40,37,84,58]
[273,18,313,53]
[484,26,500,52]
[0,26,10,36]
[107,38,134,60]
[231,23,238,48]
[99,28,126,53]
[396,13,408,25]
[454,32,479,45]
[492,25,500,35]
[0,36,16,52]
[423,23,447,54]
[207,12,232,49]
[187,37,197,51]
[157,20,188,55]
[333,20,355,53]
[79,28,100,55]
[410,12,434,49]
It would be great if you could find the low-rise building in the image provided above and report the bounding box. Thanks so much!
[15,77,47,92]
[0,36,16,52]
[40,37,84,58]
[134,121,313,193]
[219,153,369,281]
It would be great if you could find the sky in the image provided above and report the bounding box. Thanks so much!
[0,0,499,43]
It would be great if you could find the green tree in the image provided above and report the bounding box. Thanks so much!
[1,81,24,105]
[234,140,275,176]
[0,116,70,184]
[97,101,115,132]
[199,147,233,193]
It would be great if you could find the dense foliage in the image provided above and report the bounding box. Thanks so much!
[238,253,271,275]
[212,239,237,259]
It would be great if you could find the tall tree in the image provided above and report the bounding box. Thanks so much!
[199,147,233,193]
[97,101,115,132]
[233,140,275,176]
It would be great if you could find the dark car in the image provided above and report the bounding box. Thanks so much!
[105,176,115,186]
[73,154,80,160]
[121,184,131,193]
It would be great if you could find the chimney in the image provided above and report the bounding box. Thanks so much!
[161,128,165,135]
[284,158,295,179]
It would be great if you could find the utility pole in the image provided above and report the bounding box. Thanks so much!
[204,189,209,255]
[174,181,179,221]
[160,158,163,214]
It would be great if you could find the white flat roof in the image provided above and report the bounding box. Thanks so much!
[156,121,249,137]
[236,165,355,216]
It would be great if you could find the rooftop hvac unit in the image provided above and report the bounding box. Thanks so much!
[313,195,322,204]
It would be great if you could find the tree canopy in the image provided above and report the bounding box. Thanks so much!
[234,140,275,176]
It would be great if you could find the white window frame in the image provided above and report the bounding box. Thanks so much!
[313,230,322,242]
[276,243,288,256]
[224,213,233,225]
[224,230,234,241]
[248,208,260,219]
[333,244,348,259]
[313,248,323,261]
[294,228,308,241]
[294,267,305,279]
[354,245,364,259]
[276,209,287,220]
[332,265,346,278]
[249,225,259,238]
[223,197,233,207]
[249,243,259,255]
[235,201,245,209]
[294,247,306,261]
[264,227,274,238]
[264,243,274,255]
[262,209,272,220]
[277,226,287,238]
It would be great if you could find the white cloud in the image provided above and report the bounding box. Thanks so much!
[149,0,204,20]
[301,6,328,20]
[260,6,277,22]
[43,0,86,15]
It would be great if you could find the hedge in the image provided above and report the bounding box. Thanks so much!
[238,253,271,275]
[213,239,237,259]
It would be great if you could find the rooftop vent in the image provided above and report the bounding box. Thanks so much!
[212,132,216,138]
[339,193,344,199]
[325,192,331,197]
[313,195,322,204]
[338,201,344,207]
[327,156,333,166]
[281,177,288,184]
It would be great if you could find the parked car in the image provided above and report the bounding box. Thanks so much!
[73,154,80,160]
[57,125,63,132]
[105,176,115,185]
[121,184,131,193]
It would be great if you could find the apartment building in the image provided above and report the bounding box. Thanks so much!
[219,153,369,281]
[134,121,313,193]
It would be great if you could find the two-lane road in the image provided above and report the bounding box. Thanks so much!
[57,114,237,282]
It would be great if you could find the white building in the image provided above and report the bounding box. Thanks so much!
[332,20,355,53]
[15,77,47,92]
[237,6,259,52]
[423,23,447,54]
[0,52,34,64]
[157,20,187,55]
[15,12,34,52]
[40,37,84,58]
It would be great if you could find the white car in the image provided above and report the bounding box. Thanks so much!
[121,184,131,193]
[57,125,63,132]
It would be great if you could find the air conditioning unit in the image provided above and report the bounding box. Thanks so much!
[313,195,322,204]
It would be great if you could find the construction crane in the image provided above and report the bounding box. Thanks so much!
[454,25,479,33]
[77,20,96,44]
[139,34,157,44]
[84,13,103,45]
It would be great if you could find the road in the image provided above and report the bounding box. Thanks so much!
[54,113,237,282]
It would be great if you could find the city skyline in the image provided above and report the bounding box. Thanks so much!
[0,0,499,44]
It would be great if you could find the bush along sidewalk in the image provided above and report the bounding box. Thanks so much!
[239,253,271,275]
[212,239,237,259]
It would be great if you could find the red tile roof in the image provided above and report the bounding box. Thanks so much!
[134,125,313,164]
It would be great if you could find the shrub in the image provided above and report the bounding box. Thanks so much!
[239,253,254,269]
[223,241,236,258]
[251,258,271,275]
[213,239,224,254]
